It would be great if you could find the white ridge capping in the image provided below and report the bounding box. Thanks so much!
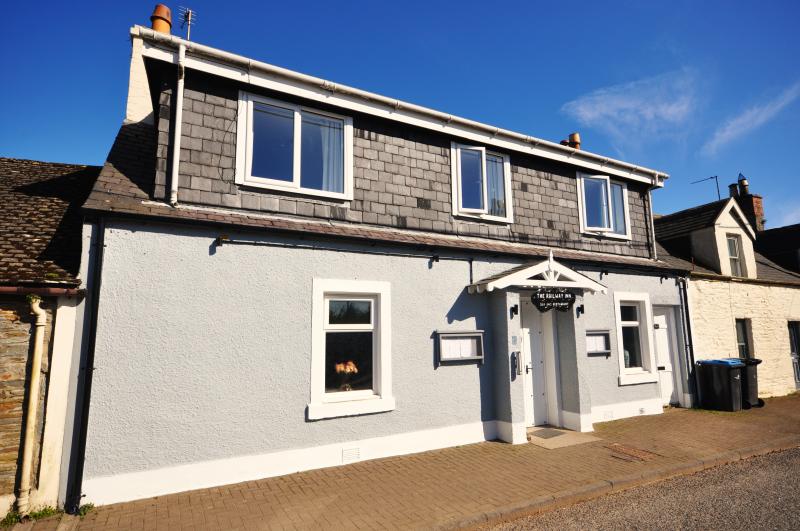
[130,25,668,187]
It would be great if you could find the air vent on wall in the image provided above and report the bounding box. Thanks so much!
[342,447,361,464]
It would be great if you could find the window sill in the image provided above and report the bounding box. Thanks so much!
[581,230,632,241]
[618,370,658,386]
[241,178,353,201]
[307,395,395,420]
[453,212,513,225]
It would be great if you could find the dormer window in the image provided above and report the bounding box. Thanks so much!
[450,142,513,223]
[235,92,354,200]
[727,234,744,276]
[577,173,630,239]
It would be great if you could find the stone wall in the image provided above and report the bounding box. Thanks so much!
[152,69,654,258]
[0,297,53,496]
[689,279,800,397]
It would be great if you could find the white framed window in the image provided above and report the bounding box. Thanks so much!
[450,142,513,223]
[235,92,354,200]
[614,292,658,385]
[308,279,393,420]
[727,234,745,277]
[735,318,752,358]
[576,173,631,239]
[586,331,611,356]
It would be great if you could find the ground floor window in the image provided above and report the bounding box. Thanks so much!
[308,279,394,420]
[614,292,658,385]
[735,318,752,359]
[789,321,800,384]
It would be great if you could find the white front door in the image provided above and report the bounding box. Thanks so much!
[522,301,549,426]
[653,307,678,405]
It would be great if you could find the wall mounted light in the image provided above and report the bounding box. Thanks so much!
[510,304,519,319]
[575,304,585,317]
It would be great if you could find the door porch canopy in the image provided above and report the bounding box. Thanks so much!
[468,252,607,294]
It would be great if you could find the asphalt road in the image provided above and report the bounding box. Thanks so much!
[491,447,800,530]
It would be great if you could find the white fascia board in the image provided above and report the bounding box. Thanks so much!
[716,199,757,240]
[136,32,667,187]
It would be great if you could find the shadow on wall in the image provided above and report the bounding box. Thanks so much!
[440,288,496,428]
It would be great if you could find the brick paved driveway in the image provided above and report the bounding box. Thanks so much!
[25,394,800,530]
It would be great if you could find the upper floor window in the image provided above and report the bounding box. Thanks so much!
[450,142,513,223]
[577,173,630,239]
[235,92,354,200]
[727,234,744,276]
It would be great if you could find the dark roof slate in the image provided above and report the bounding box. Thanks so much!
[84,121,684,272]
[654,199,730,241]
[0,157,100,286]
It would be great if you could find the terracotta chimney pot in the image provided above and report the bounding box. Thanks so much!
[568,132,581,150]
[151,4,172,34]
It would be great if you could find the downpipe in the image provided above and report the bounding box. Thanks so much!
[16,296,47,516]
[169,44,186,206]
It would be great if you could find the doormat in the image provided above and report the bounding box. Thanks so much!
[530,428,565,439]
[605,443,660,462]
[526,427,601,449]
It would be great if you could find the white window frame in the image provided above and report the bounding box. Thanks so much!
[727,234,745,277]
[614,292,658,385]
[308,279,393,420]
[576,173,631,240]
[235,91,354,200]
[450,142,513,223]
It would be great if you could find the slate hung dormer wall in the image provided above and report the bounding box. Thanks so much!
[150,69,655,258]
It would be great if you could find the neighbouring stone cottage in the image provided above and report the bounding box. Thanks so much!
[0,158,98,515]
[656,177,800,397]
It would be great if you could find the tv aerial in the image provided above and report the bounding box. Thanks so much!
[690,175,721,200]
[178,6,196,41]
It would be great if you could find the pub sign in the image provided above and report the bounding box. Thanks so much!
[531,288,576,312]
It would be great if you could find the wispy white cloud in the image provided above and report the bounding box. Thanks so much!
[703,81,800,156]
[772,200,800,227]
[561,69,696,155]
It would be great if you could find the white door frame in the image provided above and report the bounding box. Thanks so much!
[521,300,562,427]
[653,306,683,406]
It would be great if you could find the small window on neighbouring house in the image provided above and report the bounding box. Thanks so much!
[578,174,630,238]
[789,321,800,384]
[586,331,611,356]
[620,303,643,369]
[735,318,751,359]
[727,234,744,277]
[451,143,513,222]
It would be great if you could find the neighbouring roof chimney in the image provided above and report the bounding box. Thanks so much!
[732,173,765,232]
[560,132,581,150]
[151,4,172,34]
[729,183,739,198]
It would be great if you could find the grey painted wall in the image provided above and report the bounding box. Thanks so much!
[83,219,682,479]
[84,220,525,478]
[571,269,683,409]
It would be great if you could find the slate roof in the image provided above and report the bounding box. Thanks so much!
[756,223,800,272]
[654,199,730,241]
[84,124,686,273]
[0,158,100,286]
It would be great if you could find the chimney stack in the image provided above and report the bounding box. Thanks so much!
[560,132,581,150]
[730,173,765,232]
[150,4,172,34]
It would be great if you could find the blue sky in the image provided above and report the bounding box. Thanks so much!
[2,1,798,223]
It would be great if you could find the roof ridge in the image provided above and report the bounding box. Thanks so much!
[655,197,730,222]
[0,156,101,169]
